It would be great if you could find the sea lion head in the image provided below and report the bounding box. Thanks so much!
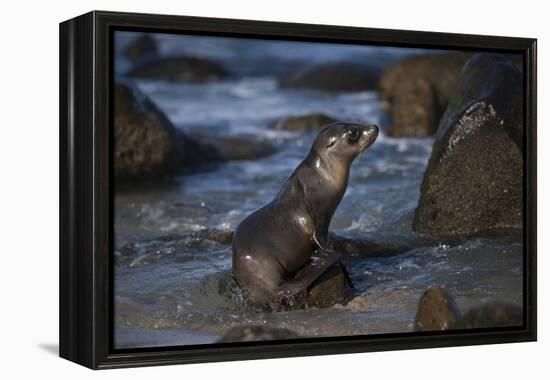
[312,122,379,165]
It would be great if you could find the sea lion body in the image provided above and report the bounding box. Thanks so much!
[232,122,378,309]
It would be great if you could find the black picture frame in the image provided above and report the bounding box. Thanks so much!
[59,10,537,369]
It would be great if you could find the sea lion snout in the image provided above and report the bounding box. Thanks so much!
[361,124,379,137]
[358,124,378,151]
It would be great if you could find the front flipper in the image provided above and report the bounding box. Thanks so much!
[313,232,357,290]
[274,250,343,307]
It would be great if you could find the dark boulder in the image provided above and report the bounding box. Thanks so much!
[300,262,354,308]
[275,113,337,131]
[413,53,523,236]
[414,288,461,331]
[414,287,523,331]
[218,325,299,342]
[328,233,409,259]
[280,62,381,93]
[269,260,353,311]
[127,56,228,82]
[455,304,523,329]
[124,34,158,62]
[114,82,218,182]
[327,232,444,260]
[189,131,277,161]
[114,82,276,182]
[379,53,472,137]
[208,230,234,245]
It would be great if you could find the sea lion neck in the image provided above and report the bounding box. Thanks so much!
[305,149,351,185]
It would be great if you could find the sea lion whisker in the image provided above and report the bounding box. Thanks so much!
[312,231,337,255]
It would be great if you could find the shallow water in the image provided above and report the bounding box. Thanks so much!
[114,76,523,348]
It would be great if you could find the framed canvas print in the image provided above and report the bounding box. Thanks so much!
[59,11,537,369]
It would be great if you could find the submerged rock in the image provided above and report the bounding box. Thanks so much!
[127,56,228,82]
[275,113,337,131]
[208,230,234,245]
[413,53,523,236]
[124,34,158,62]
[414,287,523,331]
[456,304,523,329]
[414,288,460,331]
[300,262,354,309]
[379,53,472,137]
[280,62,381,93]
[327,232,443,260]
[328,233,405,259]
[189,131,277,161]
[114,82,218,182]
[218,325,300,342]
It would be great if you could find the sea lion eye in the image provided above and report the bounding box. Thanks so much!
[347,128,360,143]
[326,136,337,149]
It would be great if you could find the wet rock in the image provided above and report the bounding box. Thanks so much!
[414,287,523,331]
[379,53,472,137]
[189,131,277,161]
[218,325,300,342]
[456,304,523,329]
[328,233,405,259]
[280,62,381,93]
[244,260,354,311]
[414,288,461,331]
[127,56,228,82]
[124,34,158,62]
[413,53,523,236]
[114,82,218,182]
[115,81,274,183]
[293,261,354,309]
[209,230,234,245]
[275,113,337,131]
[327,232,442,260]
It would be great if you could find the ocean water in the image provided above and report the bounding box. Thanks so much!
[114,75,523,348]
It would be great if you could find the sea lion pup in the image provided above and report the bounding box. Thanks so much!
[232,122,379,310]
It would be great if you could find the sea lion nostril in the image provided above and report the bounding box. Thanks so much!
[361,125,378,136]
[367,125,379,139]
